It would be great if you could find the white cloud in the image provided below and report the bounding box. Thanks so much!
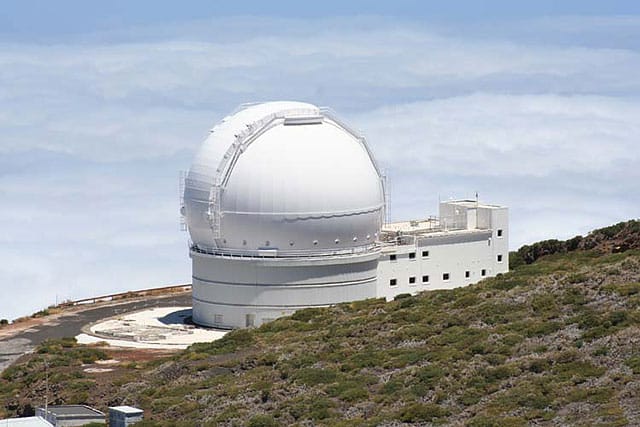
[0,15,639,320]
[352,93,640,177]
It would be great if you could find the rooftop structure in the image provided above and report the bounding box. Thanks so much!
[0,417,53,427]
[36,405,104,427]
[109,406,143,427]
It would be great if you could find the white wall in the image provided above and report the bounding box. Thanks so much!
[191,250,379,328]
[376,205,509,300]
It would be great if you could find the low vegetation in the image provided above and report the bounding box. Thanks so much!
[2,221,640,425]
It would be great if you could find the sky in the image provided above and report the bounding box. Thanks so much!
[1,1,639,320]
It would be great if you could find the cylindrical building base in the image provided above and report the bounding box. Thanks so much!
[191,249,379,329]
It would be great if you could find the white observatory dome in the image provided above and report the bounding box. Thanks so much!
[183,101,385,254]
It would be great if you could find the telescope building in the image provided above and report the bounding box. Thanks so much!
[182,101,508,329]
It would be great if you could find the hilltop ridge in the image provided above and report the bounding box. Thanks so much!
[1,220,640,426]
[512,219,640,266]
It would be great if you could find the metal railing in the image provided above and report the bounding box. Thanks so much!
[58,284,192,308]
[190,242,380,259]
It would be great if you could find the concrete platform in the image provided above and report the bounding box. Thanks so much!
[76,307,227,349]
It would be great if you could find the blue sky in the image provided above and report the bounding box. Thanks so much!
[1,1,639,320]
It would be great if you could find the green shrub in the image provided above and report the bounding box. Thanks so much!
[186,329,253,355]
[608,310,628,326]
[625,356,640,374]
[604,283,640,296]
[468,415,527,427]
[531,294,558,315]
[525,320,562,337]
[331,384,368,402]
[564,273,587,284]
[453,294,480,308]
[381,378,404,395]
[562,288,586,306]
[287,396,336,421]
[291,307,326,322]
[498,380,554,410]
[509,251,526,269]
[526,358,550,373]
[552,360,605,383]
[247,414,277,427]
[567,387,614,404]
[293,368,338,386]
[398,403,450,422]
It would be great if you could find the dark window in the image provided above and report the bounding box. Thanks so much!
[422,250,429,257]
[390,278,397,286]
[409,252,416,259]
[443,273,450,281]
[481,269,486,276]
[409,276,416,284]
[497,254,503,262]
[390,254,397,261]
[465,271,470,278]
[422,275,429,283]
[497,229,503,237]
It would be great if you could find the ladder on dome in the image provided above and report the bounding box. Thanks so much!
[179,171,187,231]
[208,185,222,238]
[206,108,319,238]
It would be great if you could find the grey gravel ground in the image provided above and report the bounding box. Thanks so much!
[0,293,192,374]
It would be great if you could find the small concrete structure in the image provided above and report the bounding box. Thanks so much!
[109,406,143,427]
[0,416,53,426]
[36,405,104,427]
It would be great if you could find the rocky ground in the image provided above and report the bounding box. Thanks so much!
[1,221,640,426]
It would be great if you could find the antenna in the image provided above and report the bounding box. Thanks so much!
[44,358,49,414]
[383,170,390,224]
[475,191,479,230]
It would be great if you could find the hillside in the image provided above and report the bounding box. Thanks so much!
[2,221,640,426]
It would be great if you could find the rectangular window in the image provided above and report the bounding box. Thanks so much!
[422,275,429,283]
[443,273,450,281]
[465,270,470,278]
[409,252,416,260]
[497,229,503,237]
[481,269,486,276]
[409,276,416,284]
[497,254,503,262]
[390,278,397,286]
[422,250,429,257]
[390,254,397,261]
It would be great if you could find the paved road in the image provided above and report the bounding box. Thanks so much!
[0,293,192,373]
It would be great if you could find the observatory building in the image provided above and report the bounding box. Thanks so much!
[182,101,508,329]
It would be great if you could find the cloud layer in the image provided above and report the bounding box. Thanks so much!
[1,15,639,320]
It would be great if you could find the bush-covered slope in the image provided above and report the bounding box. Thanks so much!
[2,222,640,426]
